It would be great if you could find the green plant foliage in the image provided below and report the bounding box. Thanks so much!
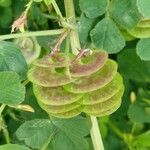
[0,41,28,80]
[117,48,150,82]
[0,71,25,105]
[137,0,150,18]
[110,0,141,29]
[0,0,11,7]
[0,144,30,150]
[136,38,150,60]
[90,18,125,53]
[16,117,91,149]
[79,0,107,18]
[0,0,150,149]
[78,14,96,45]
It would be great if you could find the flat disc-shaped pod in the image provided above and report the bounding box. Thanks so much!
[48,109,81,118]
[28,66,75,87]
[64,59,118,94]
[89,98,122,117]
[37,98,82,114]
[82,86,124,115]
[33,84,83,105]
[70,51,108,77]
[128,27,150,38]
[83,73,123,105]
[33,53,73,68]
[137,19,150,28]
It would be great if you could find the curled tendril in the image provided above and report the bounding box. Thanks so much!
[28,50,124,118]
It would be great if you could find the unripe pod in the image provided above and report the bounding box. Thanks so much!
[28,50,124,118]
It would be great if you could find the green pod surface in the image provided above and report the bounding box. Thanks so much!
[48,109,81,118]
[120,29,136,41]
[37,99,81,114]
[33,53,73,68]
[128,27,150,38]
[70,51,108,77]
[137,19,150,28]
[83,73,123,105]
[89,98,122,117]
[64,59,118,93]
[33,84,83,105]
[28,67,75,87]
[83,86,124,115]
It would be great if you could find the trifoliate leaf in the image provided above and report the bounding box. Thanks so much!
[137,0,150,18]
[79,0,107,18]
[136,38,150,61]
[90,18,125,53]
[110,0,141,29]
[51,116,91,150]
[0,41,28,80]
[0,144,30,150]
[16,119,54,149]
[0,71,25,105]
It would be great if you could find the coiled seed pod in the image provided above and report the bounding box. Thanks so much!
[15,37,41,64]
[28,50,124,118]
[127,18,150,38]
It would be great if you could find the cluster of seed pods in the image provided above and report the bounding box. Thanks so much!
[28,50,124,118]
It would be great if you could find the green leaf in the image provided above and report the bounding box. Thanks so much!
[0,0,11,7]
[110,0,141,29]
[78,14,96,45]
[117,48,150,82]
[134,131,150,147]
[79,0,107,18]
[128,102,150,123]
[0,144,30,150]
[0,71,25,105]
[16,119,54,149]
[90,18,125,53]
[0,41,28,80]
[136,38,150,60]
[51,116,91,150]
[137,0,150,18]
[0,7,13,28]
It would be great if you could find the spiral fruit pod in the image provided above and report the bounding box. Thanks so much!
[28,50,124,118]
[127,18,150,38]
[15,37,41,64]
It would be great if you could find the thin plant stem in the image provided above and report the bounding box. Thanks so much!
[0,29,64,41]
[3,128,10,143]
[0,104,6,115]
[64,0,105,150]
[64,0,80,55]
[51,0,63,19]
[90,116,104,150]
